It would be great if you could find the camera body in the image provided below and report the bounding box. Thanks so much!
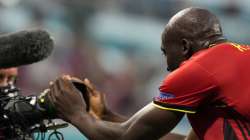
[0,80,89,139]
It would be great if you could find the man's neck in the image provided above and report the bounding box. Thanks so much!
[208,36,227,47]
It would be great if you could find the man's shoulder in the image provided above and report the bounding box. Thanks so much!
[186,42,246,67]
[196,42,250,57]
[191,42,232,60]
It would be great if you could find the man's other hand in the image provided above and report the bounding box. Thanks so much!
[83,78,108,119]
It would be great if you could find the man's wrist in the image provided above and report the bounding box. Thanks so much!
[101,109,127,122]
[69,112,89,125]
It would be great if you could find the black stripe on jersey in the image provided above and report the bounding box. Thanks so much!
[233,119,247,140]
[226,108,250,139]
[241,121,250,136]
[217,102,250,140]
[224,119,238,140]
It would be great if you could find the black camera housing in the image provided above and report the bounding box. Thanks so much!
[0,80,89,139]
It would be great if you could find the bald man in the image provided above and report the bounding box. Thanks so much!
[48,7,250,140]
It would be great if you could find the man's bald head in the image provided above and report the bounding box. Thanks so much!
[163,7,223,46]
[161,7,226,71]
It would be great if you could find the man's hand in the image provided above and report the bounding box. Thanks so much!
[47,75,87,122]
[83,78,127,122]
[83,78,108,119]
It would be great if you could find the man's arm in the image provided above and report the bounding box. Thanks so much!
[48,76,184,140]
[71,103,183,140]
[84,78,198,140]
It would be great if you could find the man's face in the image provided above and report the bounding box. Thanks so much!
[161,38,186,72]
[0,68,18,87]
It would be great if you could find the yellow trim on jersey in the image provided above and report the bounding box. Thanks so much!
[152,102,196,114]
[229,42,250,52]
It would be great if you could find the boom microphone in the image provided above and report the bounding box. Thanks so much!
[0,29,54,68]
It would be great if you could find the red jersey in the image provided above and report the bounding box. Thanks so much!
[153,42,250,140]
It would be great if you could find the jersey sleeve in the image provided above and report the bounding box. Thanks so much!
[153,62,218,114]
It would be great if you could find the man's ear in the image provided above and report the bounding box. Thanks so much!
[181,39,192,58]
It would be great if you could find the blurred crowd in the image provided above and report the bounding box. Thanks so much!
[0,0,249,136]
